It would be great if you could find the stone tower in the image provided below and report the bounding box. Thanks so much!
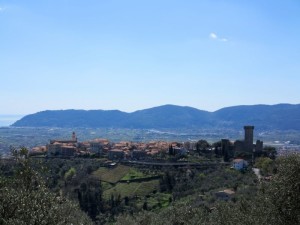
[72,132,77,142]
[244,126,254,151]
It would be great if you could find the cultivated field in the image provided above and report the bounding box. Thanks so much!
[103,179,160,199]
[92,165,130,183]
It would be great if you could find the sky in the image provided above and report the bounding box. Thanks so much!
[1,0,300,115]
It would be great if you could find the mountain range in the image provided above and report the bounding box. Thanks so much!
[11,104,300,130]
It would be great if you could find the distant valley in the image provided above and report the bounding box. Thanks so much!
[11,104,300,130]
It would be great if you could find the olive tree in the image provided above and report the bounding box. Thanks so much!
[0,148,93,225]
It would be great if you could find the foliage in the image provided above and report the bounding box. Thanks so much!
[262,146,277,159]
[0,149,93,225]
[264,155,300,224]
[64,167,76,181]
[77,178,103,220]
[4,145,300,225]
[115,155,300,225]
[254,157,274,175]
[196,140,211,152]
[115,201,211,225]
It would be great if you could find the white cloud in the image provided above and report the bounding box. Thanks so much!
[209,32,228,42]
[209,32,218,39]
[0,7,4,12]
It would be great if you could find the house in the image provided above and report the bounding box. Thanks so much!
[215,189,235,201]
[89,141,103,155]
[232,158,248,170]
[60,146,77,157]
[47,142,63,157]
[47,132,78,157]
[30,146,47,156]
[131,150,147,160]
[108,149,125,160]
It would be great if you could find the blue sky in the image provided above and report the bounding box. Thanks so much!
[1,0,300,114]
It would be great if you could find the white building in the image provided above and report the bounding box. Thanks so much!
[232,159,248,170]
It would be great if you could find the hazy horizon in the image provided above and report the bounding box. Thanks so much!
[1,102,300,116]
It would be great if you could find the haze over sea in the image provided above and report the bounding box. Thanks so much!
[0,115,23,127]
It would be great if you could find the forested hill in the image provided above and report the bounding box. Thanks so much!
[12,104,300,130]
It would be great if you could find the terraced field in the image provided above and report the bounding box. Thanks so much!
[92,164,161,200]
[120,168,155,181]
[92,165,130,183]
[103,179,160,199]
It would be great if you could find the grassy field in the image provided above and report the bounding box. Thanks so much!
[92,165,131,183]
[92,167,109,177]
[120,168,153,181]
[103,179,160,199]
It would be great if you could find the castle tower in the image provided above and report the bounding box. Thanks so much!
[72,132,77,142]
[244,126,254,151]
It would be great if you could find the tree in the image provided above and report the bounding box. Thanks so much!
[196,140,211,155]
[263,146,277,159]
[168,145,174,156]
[77,178,103,220]
[263,155,300,224]
[0,148,93,225]
[223,150,229,162]
[254,157,274,175]
[142,201,148,210]
[64,167,76,183]
[212,154,300,225]
[115,155,300,225]
[212,141,222,157]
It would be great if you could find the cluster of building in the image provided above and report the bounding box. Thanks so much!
[107,141,172,160]
[30,126,264,170]
[34,132,185,160]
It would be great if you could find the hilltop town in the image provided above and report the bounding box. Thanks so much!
[29,126,274,171]
[31,131,182,159]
